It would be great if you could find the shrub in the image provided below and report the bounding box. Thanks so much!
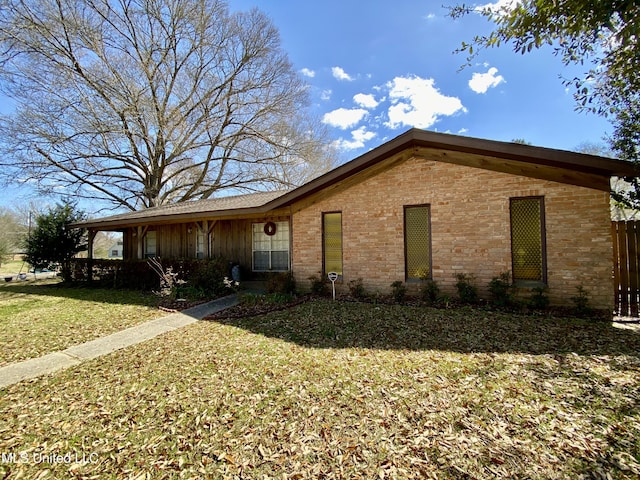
[70,257,230,296]
[348,278,367,300]
[390,280,407,303]
[187,257,229,296]
[266,272,297,295]
[308,274,329,296]
[420,278,440,304]
[455,273,478,304]
[222,277,240,293]
[571,285,592,316]
[529,286,550,310]
[147,257,184,299]
[488,272,514,308]
[176,284,208,300]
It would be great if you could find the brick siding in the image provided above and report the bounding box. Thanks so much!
[292,155,613,310]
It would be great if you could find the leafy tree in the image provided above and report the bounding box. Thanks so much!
[23,203,87,281]
[0,0,333,210]
[450,1,639,205]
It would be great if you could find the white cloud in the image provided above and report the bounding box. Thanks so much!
[353,93,379,109]
[332,66,354,81]
[475,0,519,14]
[300,68,315,78]
[334,126,377,151]
[384,75,466,129]
[320,89,332,101]
[468,67,505,94]
[322,107,368,129]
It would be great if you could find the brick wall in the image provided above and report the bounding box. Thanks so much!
[291,155,613,310]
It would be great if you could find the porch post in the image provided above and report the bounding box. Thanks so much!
[203,220,210,258]
[208,220,217,259]
[87,229,96,284]
[136,226,145,259]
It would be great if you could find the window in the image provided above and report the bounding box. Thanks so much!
[196,227,206,259]
[323,212,342,275]
[144,230,157,258]
[510,197,547,283]
[111,250,119,256]
[252,221,289,271]
[404,205,431,281]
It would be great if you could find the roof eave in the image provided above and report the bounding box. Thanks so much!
[263,129,638,210]
[75,205,273,230]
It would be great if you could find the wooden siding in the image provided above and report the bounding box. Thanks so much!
[120,215,291,277]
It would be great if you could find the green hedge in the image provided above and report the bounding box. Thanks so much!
[70,257,230,295]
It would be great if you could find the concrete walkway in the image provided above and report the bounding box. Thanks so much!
[0,294,238,389]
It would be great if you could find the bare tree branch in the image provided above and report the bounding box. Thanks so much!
[0,0,333,211]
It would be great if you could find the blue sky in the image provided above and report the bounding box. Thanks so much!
[0,0,614,211]
[229,0,611,160]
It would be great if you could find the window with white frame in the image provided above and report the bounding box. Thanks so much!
[196,226,206,259]
[252,221,290,271]
[144,230,157,258]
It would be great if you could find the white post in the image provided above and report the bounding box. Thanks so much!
[328,272,338,301]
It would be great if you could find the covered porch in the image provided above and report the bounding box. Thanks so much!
[78,191,293,281]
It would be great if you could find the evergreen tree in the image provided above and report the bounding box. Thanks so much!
[23,203,87,281]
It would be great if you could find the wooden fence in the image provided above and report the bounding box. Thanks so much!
[612,220,640,317]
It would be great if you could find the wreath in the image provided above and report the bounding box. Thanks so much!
[264,221,277,236]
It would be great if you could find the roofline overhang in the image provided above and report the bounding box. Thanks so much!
[74,128,638,231]
[76,205,276,230]
[262,128,638,211]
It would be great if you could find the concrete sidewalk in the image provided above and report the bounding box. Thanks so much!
[0,294,238,389]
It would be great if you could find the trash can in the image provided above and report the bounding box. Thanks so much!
[229,261,241,282]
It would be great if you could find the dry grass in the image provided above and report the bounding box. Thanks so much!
[0,260,24,277]
[0,299,638,479]
[0,281,163,366]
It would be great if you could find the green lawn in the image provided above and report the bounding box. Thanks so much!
[0,281,163,366]
[0,299,638,479]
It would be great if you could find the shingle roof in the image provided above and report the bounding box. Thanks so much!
[77,190,288,229]
[77,128,638,231]
[265,128,638,210]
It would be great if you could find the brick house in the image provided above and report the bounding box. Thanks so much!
[78,129,637,310]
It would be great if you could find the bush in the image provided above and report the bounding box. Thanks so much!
[70,257,229,296]
[488,272,514,308]
[175,284,208,300]
[188,257,229,296]
[571,285,592,316]
[266,272,297,295]
[308,274,329,296]
[455,273,478,304]
[390,280,407,303]
[420,279,440,304]
[348,278,367,300]
[71,259,158,289]
[529,286,550,310]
